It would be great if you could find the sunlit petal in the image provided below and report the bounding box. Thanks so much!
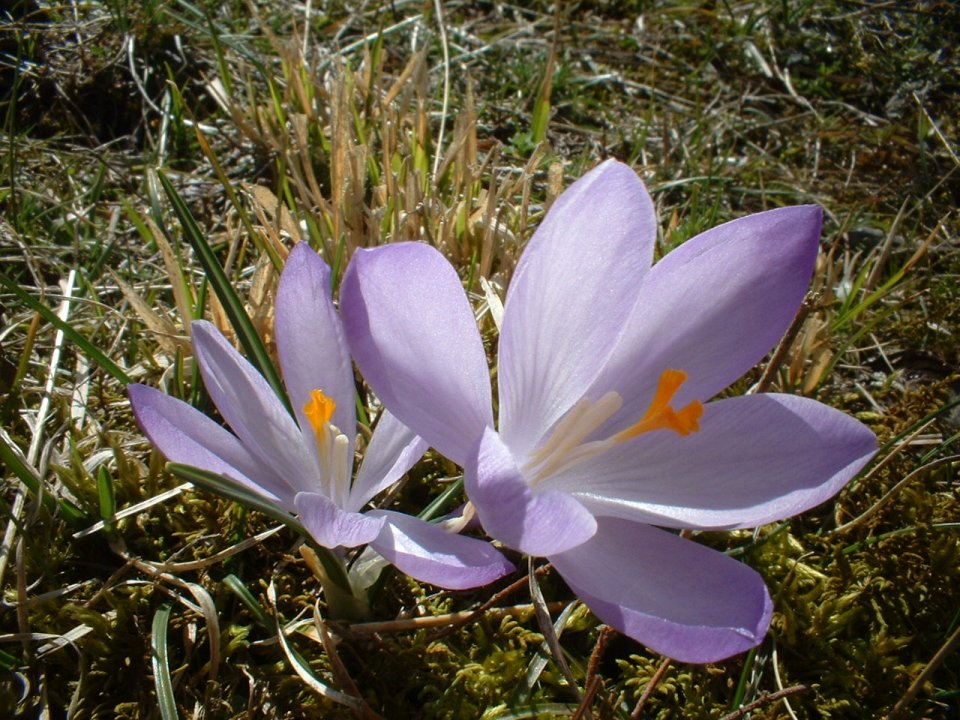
[341,242,493,465]
[589,205,822,431]
[348,409,428,512]
[295,492,386,548]
[368,509,514,590]
[191,321,320,494]
[553,393,878,529]
[276,242,356,448]
[499,159,657,458]
[129,383,290,506]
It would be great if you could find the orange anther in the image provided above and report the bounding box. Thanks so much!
[303,390,336,434]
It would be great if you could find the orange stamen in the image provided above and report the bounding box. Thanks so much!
[612,369,703,442]
[303,390,336,434]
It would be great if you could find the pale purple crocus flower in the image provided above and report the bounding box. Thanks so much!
[128,243,513,590]
[339,159,878,662]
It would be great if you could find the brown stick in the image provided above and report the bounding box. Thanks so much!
[885,624,960,720]
[753,292,819,394]
[718,684,809,720]
[630,657,672,719]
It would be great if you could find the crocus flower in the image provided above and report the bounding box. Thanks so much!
[128,243,513,590]
[339,159,877,662]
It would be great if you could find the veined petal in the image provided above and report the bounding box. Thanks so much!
[498,159,656,458]
[276,242,356,449]
[551,519,772,663]
[295,492,386,548]
[552,393,877,530]
[589,205,822,428]
[367,509,515,590]
[347,409,428,512]
[128,384,290,507]
[465,426,596,556]
[191,321,320,494]
[341,243,493,466]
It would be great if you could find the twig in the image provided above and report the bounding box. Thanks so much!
[630,657,672,719]
[585,625,616,691]
[335,602,564,637]
[718,685,809,720]
[832,417,936,530]
[572,675,603,720]
[752,292,818,394]
[424,562,552,641]
[885,623,960,720]
[832,455,960,534]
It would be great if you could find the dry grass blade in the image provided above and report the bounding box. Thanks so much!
[110,270,185,355]
[266,583,373,715]
[142,214,196,334]
[832,455,960,534]
[528,559,588,716]
[0,271,77,590]
[183,582,220,685]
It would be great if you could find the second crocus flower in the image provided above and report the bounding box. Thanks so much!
[129,242,513,591]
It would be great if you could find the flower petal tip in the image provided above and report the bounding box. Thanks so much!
[552,520,774,664]
[295,492,386,549]
[368,510,514,590]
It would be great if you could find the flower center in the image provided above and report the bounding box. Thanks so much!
[303,390,352,505]
[522,369,703,486]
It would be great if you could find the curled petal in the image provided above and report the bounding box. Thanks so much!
[498,159,657,458]
[368,509,515,590]
[191,321,320,493]
[465,426,596,556]
[276,242,356,447]
[348,409,428,512]
[341,243,493,465]
[295,492,386,548]
[551,519,772,663]
[590,205,822,428]
[554,393,877,530]
[128,384,290,506]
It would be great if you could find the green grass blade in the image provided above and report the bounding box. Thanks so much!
[0,272,132,385]
[151,603,179,720]
[729,646,758,710]
[97,466,116,532]
[154,170,292,415]
[0,431,87,524]
[418,476,465,522]
[222,574,271,629]
[167,463,301,531]
[0,648,18,671]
